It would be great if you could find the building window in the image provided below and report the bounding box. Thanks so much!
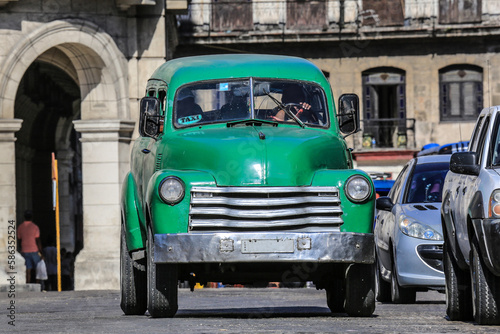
[212,0,253,32]
[286,0,327,30]
[439,0,482,24]
[362,67,407,148]
[439,65,483,122]
[362,0,404,27]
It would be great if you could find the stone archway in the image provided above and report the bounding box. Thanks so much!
[15,57,83,269]
[0,19,134,289]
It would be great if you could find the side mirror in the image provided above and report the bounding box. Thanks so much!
[139,97,161,138]
[337,94,360,136]
[376,196,394,211]
[450,151,479,176]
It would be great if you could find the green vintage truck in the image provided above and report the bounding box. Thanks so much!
[120,54,376,318]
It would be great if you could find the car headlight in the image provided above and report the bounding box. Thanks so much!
[489,190,500,218]
[399,215,443,241]
[345,175,372,202]
[159,176,185,205]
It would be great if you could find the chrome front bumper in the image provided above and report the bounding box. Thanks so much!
[154,232,374,264]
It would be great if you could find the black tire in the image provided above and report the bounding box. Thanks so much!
[326,277,345,313]
[391,262,416,304]
[147,227,178,318]
[444,240,473,321]
[344,263,376,317]
[375,258,391,303]
[120,225,147,315]
[470,239,500,325]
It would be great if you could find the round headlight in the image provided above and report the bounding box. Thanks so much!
[345,175,371,202]
[159,177,185,204]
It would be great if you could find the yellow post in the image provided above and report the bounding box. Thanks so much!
[52,153,62,292]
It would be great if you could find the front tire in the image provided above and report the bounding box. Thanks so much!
[444,240,472,321]
[344,264,376,317]
[120,225,147,315]
[147,227,178,318]
[391,262,416,304]
[470,238,500,325]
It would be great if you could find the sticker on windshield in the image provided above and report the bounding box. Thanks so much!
[178,114,202,125]
[219,83,229,91]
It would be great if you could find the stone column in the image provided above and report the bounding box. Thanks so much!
[73,119,134,290]
[0,119,24,284]
[56,149,76,252]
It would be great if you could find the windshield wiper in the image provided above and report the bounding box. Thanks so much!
[263,90,305,128]
[227,118,278,127]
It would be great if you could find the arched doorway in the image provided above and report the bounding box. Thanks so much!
[15,50,83,260]
[362,67,407,148]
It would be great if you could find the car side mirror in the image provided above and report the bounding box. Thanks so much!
[450,151,479,176]
[139,97,161,138]
[376,196,394,211]
[337,94,360,136]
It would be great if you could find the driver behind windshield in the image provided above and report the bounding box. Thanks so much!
[269,84,316,123]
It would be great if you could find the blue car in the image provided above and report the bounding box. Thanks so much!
[417,141,469,157]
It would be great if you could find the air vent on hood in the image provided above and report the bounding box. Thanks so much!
[413,204,439,211]
[155,153,163,171]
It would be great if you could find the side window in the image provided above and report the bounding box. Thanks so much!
[476,116,491,165]
[470,115,484,149]
[158,89,167,113]
[389,164,410,203]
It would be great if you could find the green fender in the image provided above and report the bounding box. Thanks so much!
[121,172,146,251]
[145,170,216,234]
[312,169,375,234]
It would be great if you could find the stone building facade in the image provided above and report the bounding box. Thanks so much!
[0,0,184,289]
[2,0,500,289]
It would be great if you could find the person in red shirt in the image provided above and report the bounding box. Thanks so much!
[17,210,43,283]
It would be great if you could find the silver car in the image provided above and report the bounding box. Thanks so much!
[375,154,450,303]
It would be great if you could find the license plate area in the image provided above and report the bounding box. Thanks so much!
[241,239,294,254]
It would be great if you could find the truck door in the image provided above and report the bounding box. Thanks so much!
[141,88,166,199]
[457,115,490,257]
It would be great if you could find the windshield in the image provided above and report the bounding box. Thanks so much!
[174,78,328,128]
[405,162,449,204]
[253,80,328,127]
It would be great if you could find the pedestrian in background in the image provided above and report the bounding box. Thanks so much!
[17,210,43,283]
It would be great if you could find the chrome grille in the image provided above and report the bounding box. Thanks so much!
[189,186,343,232]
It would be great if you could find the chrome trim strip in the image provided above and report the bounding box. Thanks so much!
[191,186,339,194]
[191,196,340,206]
[190,216,343,229]
[189,206,342,218]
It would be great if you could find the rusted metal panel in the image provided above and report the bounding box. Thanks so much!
[211,0,253,32]
[286,0,327,30]
[362,0,405,27]
[439,0,482,24]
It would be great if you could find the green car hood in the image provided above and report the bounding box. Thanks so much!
[159,125,349,186]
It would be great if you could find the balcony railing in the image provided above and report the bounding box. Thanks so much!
[353,118,416,150]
